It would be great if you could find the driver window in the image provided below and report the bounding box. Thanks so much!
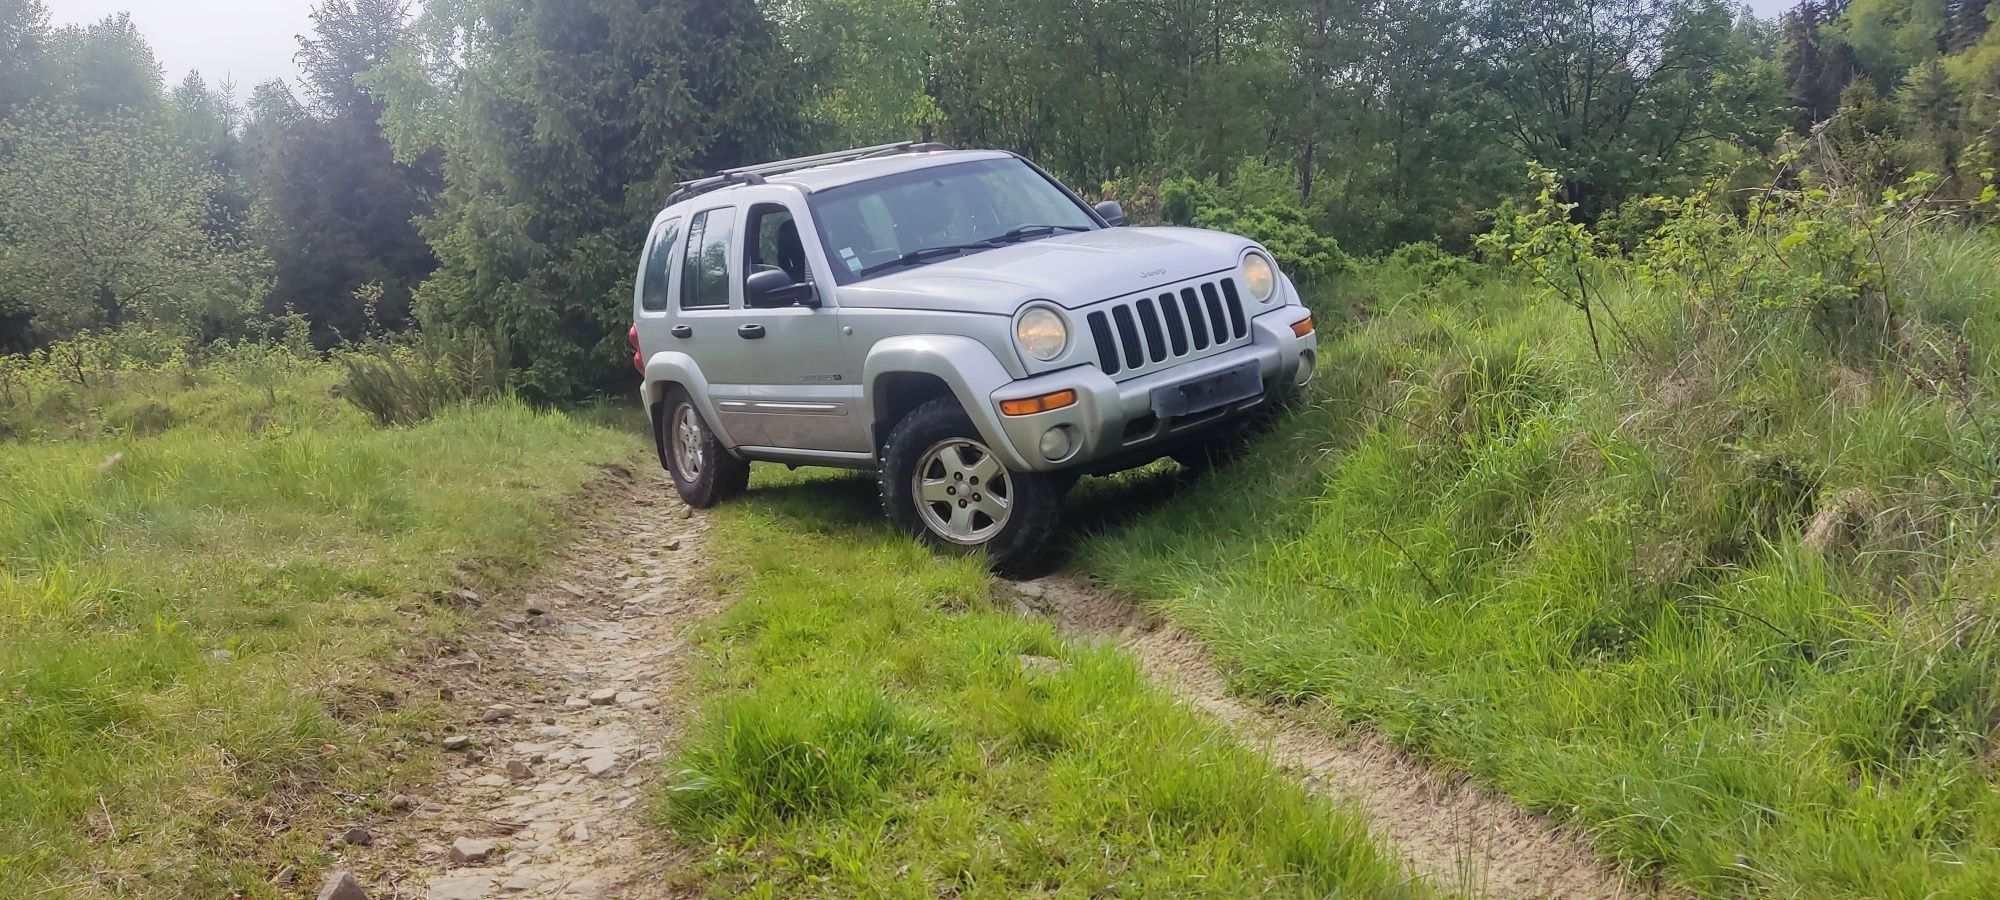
[743,203,809,285]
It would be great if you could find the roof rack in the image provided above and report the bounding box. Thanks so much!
[666,141,954,205]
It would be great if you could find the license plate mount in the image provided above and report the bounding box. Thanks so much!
[1150,360,1264,418]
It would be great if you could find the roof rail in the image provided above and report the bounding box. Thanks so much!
[666,141,954,205]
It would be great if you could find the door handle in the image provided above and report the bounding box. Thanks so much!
[737,324,766,340]
[669,324,692,339]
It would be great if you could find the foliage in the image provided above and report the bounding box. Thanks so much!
[369,0,815,402]
[1156,164,1355,283]
[661,467,1428,897]
[1477,164,1617,359]
[337,333,503,427]
[768,0,935,143]
[243,0,439,349]
[0,106,266,343]
[1473,0,1787,218]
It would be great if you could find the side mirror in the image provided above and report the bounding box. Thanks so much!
[745,268,819,309]
[1095,200,1126,227]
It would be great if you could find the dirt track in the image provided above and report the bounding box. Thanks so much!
[1011,575,1675,900]
[330,468,710,900]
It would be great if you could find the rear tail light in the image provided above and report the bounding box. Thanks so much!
[628,323,642,373]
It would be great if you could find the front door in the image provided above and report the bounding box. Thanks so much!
[676,194,864,453]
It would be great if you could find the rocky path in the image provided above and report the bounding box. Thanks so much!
[322,469,712,900]
[1010,576,1674,900]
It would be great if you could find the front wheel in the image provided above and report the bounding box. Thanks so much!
[658,386,749,508]
[878,398,1063,571]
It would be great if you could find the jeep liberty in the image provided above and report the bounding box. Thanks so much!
[630,142,1318,567]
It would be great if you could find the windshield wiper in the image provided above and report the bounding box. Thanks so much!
[855,241,998,277]
[853,225,1090,278]
[988,223,1091,244]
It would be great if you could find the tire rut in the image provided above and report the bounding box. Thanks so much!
[337,468,712,900]
[1009,575,1679,900]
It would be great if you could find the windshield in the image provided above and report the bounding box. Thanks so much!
[807,157,1098,285]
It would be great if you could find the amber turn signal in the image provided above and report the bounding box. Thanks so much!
[1291,314,1314,337]
[999,389,1078,416]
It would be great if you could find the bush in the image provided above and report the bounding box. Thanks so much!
[1382,241,1478,284]
[1157,165,1355,284]
[338,334,503,427]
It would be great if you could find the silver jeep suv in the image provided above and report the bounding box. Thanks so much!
[631,142,1318,566]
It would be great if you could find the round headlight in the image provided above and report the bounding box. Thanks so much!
[1241,252,1277,302]
[1016,306,1067,361]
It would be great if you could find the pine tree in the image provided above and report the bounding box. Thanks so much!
[247,0,438,346]
[1783,2,1858,132]
[376,0,812,400]
[1953,0,1993,50]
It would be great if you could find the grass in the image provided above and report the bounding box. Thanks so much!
[656,467,1430,898]
[0,350,638,897]
[1075,232,2000,897]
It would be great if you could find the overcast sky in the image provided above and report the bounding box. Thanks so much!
[44,0,319,92]
[45,0,1802,95]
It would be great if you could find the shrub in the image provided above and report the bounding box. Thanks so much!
[338,334,502,427]
[1158,169,1354,284]
[1382,241,1478,284]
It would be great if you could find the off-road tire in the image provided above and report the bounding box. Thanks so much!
[878,397,1063,571]
[658,386,750,508]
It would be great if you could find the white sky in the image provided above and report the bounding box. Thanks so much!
[42,0,1801,97]
[43,0,319,93]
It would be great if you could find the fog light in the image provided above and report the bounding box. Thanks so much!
[1295,349,1316,387]
[1039,425,1074,461]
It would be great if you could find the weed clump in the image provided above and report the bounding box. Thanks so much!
[338,334,502,426]
[665,684,943,830]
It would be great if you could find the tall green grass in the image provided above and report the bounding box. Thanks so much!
[0,349,636,897]
[658,469,1429,898]
[1079,226,2000,896]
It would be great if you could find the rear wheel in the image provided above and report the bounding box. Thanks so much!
[658,386,749,508]
[879,398,1063,571]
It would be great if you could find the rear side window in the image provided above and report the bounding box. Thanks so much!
[680,207,737,310]
[638,217,681,311]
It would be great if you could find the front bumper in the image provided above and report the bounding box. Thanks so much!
[985,305,1318,473]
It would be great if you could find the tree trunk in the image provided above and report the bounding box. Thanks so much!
[96,282,124,329]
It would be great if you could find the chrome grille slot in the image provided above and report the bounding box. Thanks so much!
[1084,275,1252,380]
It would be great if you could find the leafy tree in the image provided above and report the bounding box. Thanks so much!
[44,13,164,119]
[769,0,935,144]
[1473,0,1780,219]
[375,0,811,400]
[0,106,265,341]
[0,0,52,119]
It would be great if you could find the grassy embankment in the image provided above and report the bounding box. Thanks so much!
[656,467,1430,898]
[0,345,636,897]
[1080,196,2000,895]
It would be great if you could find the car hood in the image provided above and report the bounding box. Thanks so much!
[833,226,1252,314]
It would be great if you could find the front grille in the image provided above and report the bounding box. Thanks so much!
[1086,276,1251,377]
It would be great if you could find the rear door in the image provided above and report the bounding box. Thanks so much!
[678,191,864,453]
